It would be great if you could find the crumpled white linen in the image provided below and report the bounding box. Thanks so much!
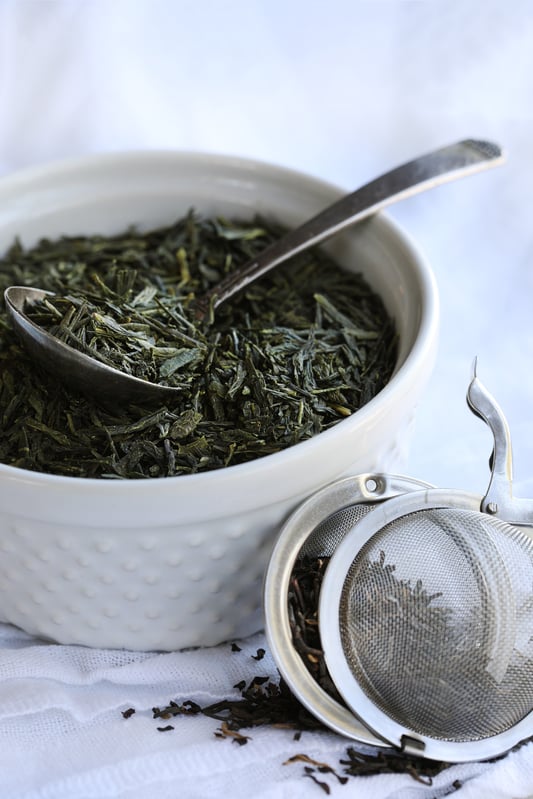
[1,1,533,797]
[0,621,531,799]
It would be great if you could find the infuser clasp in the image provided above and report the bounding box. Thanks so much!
[467,359,533,527]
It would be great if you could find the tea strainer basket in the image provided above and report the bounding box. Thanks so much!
[264,365,533,762]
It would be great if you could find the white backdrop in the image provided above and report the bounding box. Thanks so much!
[1,2,533,797]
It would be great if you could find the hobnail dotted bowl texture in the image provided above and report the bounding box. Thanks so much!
[0,151,439,650]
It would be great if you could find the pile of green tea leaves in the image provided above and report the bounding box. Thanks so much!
[0,211,397,478]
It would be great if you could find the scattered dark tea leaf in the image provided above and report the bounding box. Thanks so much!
[340,746,449,784]
[0,211,397,478]
[200,675,323,733]
[231,642,242,653]
[303,770,331,795]
[152,700,202,720]
[119,662,466,791]
[284,753,348,786]
[214,722,251,746]
[121,707,136,719]
[252,647,266,661]
[120,648,533,792]
[293,764,344,795]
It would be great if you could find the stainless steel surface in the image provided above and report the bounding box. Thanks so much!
[468,360,533,526]
[264,370,533,762]
[4,139,503,403]
[4,286,179,405]
[319,487,533,762]
[263,473,432,746]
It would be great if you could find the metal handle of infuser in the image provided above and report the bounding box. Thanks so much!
[467,360,533,526]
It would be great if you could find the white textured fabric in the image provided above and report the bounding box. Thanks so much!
[1,1,533,797]
[0,623,532,799]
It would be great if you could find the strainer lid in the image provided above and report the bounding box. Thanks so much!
[319,488,533,762]
[263,473,432,746]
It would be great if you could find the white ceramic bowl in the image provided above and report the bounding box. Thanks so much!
[0,152,438,650]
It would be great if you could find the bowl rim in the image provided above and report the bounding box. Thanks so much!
[0,149,439,501]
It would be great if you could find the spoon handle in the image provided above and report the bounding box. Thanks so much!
[201,139,503,316]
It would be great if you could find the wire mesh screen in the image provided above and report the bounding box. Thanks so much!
[299,503,373,559]
[338,508,533,741]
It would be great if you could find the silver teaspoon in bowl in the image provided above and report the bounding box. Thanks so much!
[4,139,503,405]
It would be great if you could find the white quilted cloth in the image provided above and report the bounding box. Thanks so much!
[0,623,532,799]
[1,1,533,797]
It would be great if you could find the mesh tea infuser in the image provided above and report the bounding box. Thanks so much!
[264,365,533,762]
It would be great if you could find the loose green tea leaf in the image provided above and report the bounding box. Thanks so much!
[0,211,397,478]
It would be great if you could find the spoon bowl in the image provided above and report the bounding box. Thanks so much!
[4,286,179,404]
[4,139,503,404]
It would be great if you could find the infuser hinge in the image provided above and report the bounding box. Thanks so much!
[400,735,426,757]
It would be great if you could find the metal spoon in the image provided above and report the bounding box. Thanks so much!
[4,139,504,404]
